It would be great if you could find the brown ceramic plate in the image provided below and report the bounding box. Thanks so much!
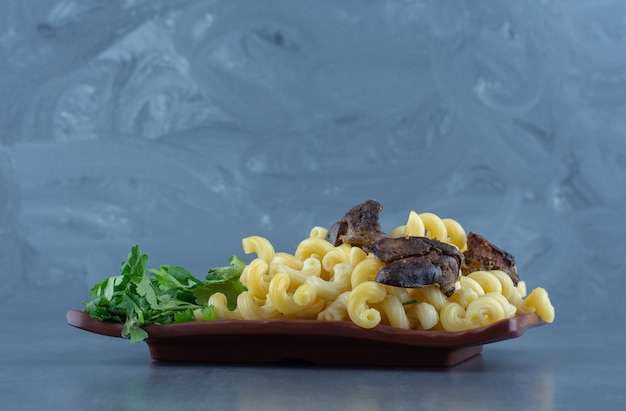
[66,310,545,367]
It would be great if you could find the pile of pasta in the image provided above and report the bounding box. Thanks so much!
[204,211,555,331]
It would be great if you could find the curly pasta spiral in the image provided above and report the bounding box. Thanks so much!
[389,211,467,251]
[214,215,554,332]
[347,281,387,329]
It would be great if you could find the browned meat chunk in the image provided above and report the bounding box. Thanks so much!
[462,232,519,285]
[325,200,386,246]
[364,236,463,297]
[363,236,462,263]
[325,220,347,246]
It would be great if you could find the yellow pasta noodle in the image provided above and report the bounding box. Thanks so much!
[389,211,467,251]
[309,226,328,239]
[449,286,479,308]
[202,292,243,320]
[410,302,439,330]
[242,258,271,299]
[512,286,555,323]
[242,236,275,263]
[304,262,352,300]
[440,292,514,331]
[458,275,486,296]
[272,257,322,286]
[350,257,384,289]
[420,284,449,311]
[347,281,387,329]
[321,245,351,273]
[295,237,336,261]
[467,270,503,294]
[463,270,555,323]
[269,252,303,272]
[378,295,412,329]
[208,208,554,333]
[317,291,350,321]
[348,245,368,267]
[439,302,468,331]
[442,217,467,252]
[236,292,281,320]
[268,272,315,315]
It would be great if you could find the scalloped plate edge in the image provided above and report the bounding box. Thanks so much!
[67,310,545,367]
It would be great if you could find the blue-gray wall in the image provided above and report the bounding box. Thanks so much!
[1,1,625,325]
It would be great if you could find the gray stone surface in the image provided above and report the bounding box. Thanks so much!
[1,2,625,409]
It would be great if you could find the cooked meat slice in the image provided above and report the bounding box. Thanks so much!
[363,236,462,264]
[324,200,386,246]
[375,257,441,288]
[325,202,465,296]
[325,220,347,247]
[375,253,460,297]
[462,232,519,285]
[366,236,463,297]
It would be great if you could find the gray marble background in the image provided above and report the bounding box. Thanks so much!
[1,0,625,326]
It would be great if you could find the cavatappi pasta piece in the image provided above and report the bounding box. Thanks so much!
[269,252,304,273]
[408,302,439,330]
[317,291,350,321]
[347,281,387,329]
[389,211,467,251]
[242,236,275,264]
[512,287,555,323]
[304,262,352,300]
[350,257,384,289]
[321,245,368,280]
[268,272,316,316]
[222,208,554,331]
[321,245,351,274]
[295,237,336,261]
[309,226,329,239]
[236,291,281,320]
[466,270,503,295]
[242,258,271,299]
[203,292,243,320]
[449,286,479,308]
[273,257,322,286]
[442,218,467,252]
[383,283,412,303]
[466,270,555,323]
[348,245,368,267]
[378,295,412,329]
[292,298,329,319]
[420,284,450,311]
[458,276,485,296]
[418,212,448,242]
[440,292,515,331]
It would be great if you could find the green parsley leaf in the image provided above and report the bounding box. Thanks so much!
[82,245,247,343]
[173,308,197,323]
[205,255,247,282]
[194,255,247,310]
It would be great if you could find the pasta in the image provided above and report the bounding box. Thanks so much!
[347,281,387,329]
[389,211,467,251]
[202,209,555,332]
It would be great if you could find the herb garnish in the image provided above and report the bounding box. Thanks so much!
[83,245,246,343]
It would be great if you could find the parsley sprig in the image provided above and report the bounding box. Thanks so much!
[83,245,246,343]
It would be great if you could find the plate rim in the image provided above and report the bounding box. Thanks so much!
[66,309,545,348]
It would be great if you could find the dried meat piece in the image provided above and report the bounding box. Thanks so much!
[461,232,519,285]
[375,257,442,288]
[363,236,462,263]
[325,201,465,296]
[325,200,386,246]
[365,236,463,297]
[325,220,347,246]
